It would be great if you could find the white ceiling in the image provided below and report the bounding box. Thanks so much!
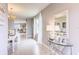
[8,3,49,19]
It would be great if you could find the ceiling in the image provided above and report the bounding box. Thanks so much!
[8,3,49,19]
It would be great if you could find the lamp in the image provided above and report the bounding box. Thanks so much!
[8,8,16,30]
[8,8,16,20]
[55,25,60,31]
[46,25,53,31]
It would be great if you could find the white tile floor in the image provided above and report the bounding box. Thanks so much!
[38,44,55,55]
[11,39,56,55]
[12,39,39,55]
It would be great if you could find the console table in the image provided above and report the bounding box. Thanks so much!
[48,39,73,55]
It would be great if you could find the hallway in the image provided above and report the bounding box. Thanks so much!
[1,3,79,55]
[7,3,74,55]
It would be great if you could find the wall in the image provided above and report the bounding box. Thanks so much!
[41,3,79,55]
[26,18,33,39]
[14,19,26,24]
[0,4,8,55]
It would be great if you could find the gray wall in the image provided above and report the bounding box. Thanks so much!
[26,18,33,39]
[41,3,79,55]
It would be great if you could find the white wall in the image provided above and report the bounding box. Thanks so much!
[41,3,79,55]
[0,4,8,55]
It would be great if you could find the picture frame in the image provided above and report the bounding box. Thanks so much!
[62,22,66,28]
[8,29,16,36]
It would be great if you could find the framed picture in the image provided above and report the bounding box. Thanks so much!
[62,22,66,28]
[8,29,16,36]
[18,23,26,33]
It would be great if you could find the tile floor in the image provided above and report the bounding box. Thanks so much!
[11,39,56,55]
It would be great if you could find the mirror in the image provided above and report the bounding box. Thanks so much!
[53,10,69,44]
